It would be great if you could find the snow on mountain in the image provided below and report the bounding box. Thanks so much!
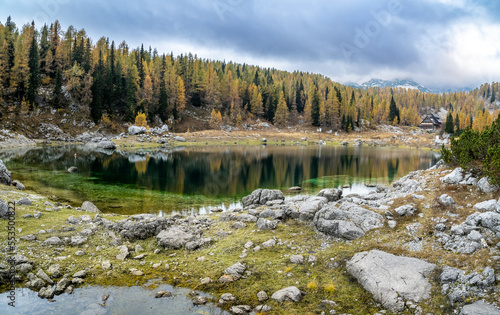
[347,78,432,93]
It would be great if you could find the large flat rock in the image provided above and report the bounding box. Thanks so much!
[346,250,436,313]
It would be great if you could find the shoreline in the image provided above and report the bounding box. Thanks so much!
[1,157,499,314]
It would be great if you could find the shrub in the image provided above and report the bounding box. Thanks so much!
[442,115,500,184]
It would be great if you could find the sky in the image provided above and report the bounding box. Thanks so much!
[2,0,500,90]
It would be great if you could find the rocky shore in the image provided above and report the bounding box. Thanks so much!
[1,156,500,314]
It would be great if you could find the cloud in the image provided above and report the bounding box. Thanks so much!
[2,0,499,89]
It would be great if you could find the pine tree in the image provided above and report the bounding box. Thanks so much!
[53,68,63,108]
[445,111,454,134]
[311,87,321,127]
[388,96,399,123]
[27,26,40,110]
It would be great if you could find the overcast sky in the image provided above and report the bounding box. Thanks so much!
[3,0,500,89]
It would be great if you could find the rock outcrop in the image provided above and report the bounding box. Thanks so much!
[346,250,436,313]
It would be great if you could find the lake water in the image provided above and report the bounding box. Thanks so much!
[0,282,228,315]
[0,145,439,215]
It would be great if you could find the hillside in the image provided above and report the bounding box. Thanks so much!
[0,17,498,135]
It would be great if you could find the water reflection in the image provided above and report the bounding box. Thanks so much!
[0,145,439,214]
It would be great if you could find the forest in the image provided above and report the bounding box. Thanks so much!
[0,17,499,133]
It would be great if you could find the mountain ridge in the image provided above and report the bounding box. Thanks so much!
[345,78,472,94]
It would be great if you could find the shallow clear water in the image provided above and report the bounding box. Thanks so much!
[0,283,228,315]
[0,145,439,215]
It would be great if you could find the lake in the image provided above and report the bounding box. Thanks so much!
[0,144,439,215]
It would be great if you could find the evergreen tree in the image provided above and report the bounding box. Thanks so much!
[27,27,40,110]
[53,68,63,108]
[311,86,321,127]
[274,90,289,126]
[445,111,454,134]
[388,96,399,123]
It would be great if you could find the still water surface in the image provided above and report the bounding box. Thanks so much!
[0,145,439,215]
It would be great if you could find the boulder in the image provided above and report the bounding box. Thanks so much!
[68,166,78,173]
[43,236,63,246]
[438,194,455,207]
[0,199,11,220]
[440,167,464,184]
[460,301,500,315]
[473,200,498,212]
[224,262,246,280]
[38,286,54,299]
[346,249,436,313]
[271,286,304,302]
[97,140,116,150]
[394,204,417,216]
[17,198,33,206]
[12,180,25,190]
[295,196,328,221]
[477,177,500,193]
[54,277,70,295]
[128,126,146,135]
[242,189,284,207]
[256,218,277,230]
[174,136,186,142]
[317,188,343,202]
[81,201,101,213]
[0,159,11,186]
[156,226,197,249]
[314,204,384,240]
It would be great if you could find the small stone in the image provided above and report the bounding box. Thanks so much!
[152,263,161,268]
[193,296,208,305]
[129,268,144,276]
[254,305,272,312]
[230,305,252,314]
[219,293,237,304]
[290,255,304,264]
[388,220,397,229]
[38,286,54,299]
[155,290,172,298]
[257,291,268,302]
[244,241,254,249]
[102,261,112,270]
[261,239,276,248]
[218,275,234,283]
[201,277,212,285]
[75,250,85,256]
[73,270,87,278]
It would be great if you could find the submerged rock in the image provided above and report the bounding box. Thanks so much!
[346,249,436,313]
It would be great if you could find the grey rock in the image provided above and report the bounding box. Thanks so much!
[219,293,236,304]
[73,270,87,278]
[460,301,500,315]
[97,140,116,150]
[346,249,436,313]
[156,226,197,249]
[290,255,304,264]
[477,177,500,193]
[237,214,258,222]
[473,199,498,212]
[47,264,61,278]
[438,194,455,206]
[155,290,172,298]
[174,136,186,142]
[185,237,212,251]
[128,126,146,135]
[395,205,417,216]
[68,166,78,173]
[38,286,54,299]
[441,167,464,184]
[257,291,268,302]
[242,189,284,207]
[224,262,246,280]
[81,201,101,213]
[261,239,276,248]
[317,188,343,202]
[388,220,397,229]
[17,198,33,206]
[12,180,25,190]
[116,245,129,260]
[20,234,37,241]
[256,218,277,230]
[440,267,463,283]
[36,269,54,285]
[33,212,42,219]
[254,305,272,312]
[271,286,303,302]
[232,222,247,229]
[314,204,384,240]
[70,235,88,246]
[54,277,70,295]
[230,305,252,314]
[193,296,208,305]
[0,159,12,186]
[467,230,482,242]
[295,196,328,221]
[67,215,80,224]
[0,199,12,219]
[43,236,63,246]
